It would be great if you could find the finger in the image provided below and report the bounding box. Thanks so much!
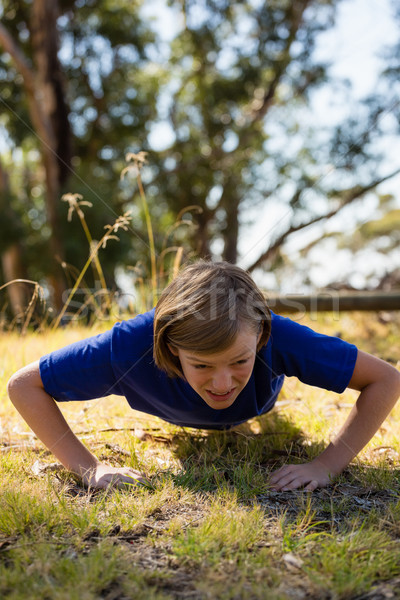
[269,472,285,484]
[270,472,301,490]
[124,468,144,477]
[126,470,150,483]
[269,467,295,484]
[280,477,306,491]
[269,475,293,490]
[120,473,154,489]
[124,468,151,482]
[94,476,118,490]
[304,480,318,492]
[96,473,141,490]
[270,464,294,476]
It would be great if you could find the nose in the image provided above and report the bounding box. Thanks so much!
[211,369,232,392]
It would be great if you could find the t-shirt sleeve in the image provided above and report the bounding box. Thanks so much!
[39,328,120,402]
[269,314,358,393]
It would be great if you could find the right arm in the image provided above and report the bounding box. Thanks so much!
[7,361,148,490]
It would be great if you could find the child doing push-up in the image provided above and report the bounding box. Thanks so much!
[7,261,400,491]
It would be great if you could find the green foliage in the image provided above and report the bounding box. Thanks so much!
[0,0,162,292]
[360,209,400,241]
[150,0,339,261]
[1,0,400,305]
[170,494,267,565]
[305,525,400,598]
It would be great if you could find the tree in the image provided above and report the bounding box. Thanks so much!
[0,157,28,317]
[0,0,72,306]
[0,0,160,310]
[269,1,400,290]
[146,0,400,274]
[1,0,399,311]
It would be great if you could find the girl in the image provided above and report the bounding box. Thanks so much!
[7,261,400,492]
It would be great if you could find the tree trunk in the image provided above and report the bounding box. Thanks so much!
[0,162,26,317]
[0,7,70,310]
[221,194,240,264]
[195,212,211,258]
[1,244,27,318]
[30,0,70,308]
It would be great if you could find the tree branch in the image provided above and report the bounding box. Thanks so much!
[0,23,35,93]
[211,0,311,255]
[0,7,66,308]
[0,155,10,191]
[246,167,400,272]
[231,0,312,141]
[0,22,56,151]
[248,0,312,125]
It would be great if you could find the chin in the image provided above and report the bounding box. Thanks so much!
[206,400,236,410]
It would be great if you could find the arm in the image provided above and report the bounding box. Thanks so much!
[270,350,400,491]
[7,361,149,490]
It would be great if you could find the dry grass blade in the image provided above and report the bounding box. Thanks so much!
[51,211,132,330]
[121,152,158,305]
[62,193,111,314]
[0,279,46,333]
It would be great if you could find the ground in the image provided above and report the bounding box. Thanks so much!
[1,311,400,600]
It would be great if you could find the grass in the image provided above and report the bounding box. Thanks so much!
[1,311,400,599]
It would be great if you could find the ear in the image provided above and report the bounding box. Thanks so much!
[167,343,179,357]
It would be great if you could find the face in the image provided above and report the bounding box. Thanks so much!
[170,327,260,410]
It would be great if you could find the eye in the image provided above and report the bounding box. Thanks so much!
[192,364,209,369]
[235,358,249,365]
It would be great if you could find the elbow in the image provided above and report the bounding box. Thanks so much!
[394,367,400,399]
[7,370,25,407]
[7,371,20,399]
[7,361,43,406]
[385,364,400,403]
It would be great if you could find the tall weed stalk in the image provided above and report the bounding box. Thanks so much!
[2,153,200,330]
[122,152,158,306]
[51,212,132,330]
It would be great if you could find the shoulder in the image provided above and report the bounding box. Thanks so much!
[269,311,316,344]
[111,308,155,357]
[113,308,155,335]
[266,311,358,392]
[268,311,354,356]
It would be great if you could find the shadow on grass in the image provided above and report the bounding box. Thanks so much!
[163,410,311,492]
[151,410,400,528]
[22,406,400,530]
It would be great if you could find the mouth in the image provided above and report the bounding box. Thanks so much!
[206,388,236,403]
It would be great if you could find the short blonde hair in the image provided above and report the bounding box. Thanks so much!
[153,260,271,378]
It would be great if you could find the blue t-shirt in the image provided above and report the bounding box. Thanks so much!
[39,310,358,430]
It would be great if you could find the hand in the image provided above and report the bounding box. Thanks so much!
[81,463,151,491]
[269,459,333,492]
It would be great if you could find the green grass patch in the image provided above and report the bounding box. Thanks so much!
[1,311,400,599]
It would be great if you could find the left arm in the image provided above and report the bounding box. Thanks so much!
[269,350,400,491]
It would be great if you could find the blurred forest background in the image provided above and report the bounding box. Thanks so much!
[0,0,400,320]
